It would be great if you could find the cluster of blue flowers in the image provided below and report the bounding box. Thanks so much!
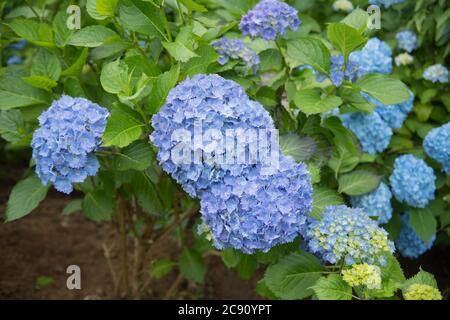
[211,37,260,73]
[396,213,436,258]
[423,122,450,175]
[200,155,312,253]
[340,112,393,155]
[423,64,449,84]
[349,38,393,76]
[368,0,405,8]
[329,54,363,87]
[304,205,395,266]
[364,91,415,129]
[6,39,27,65]
[389,154,436,208]
[239,0,300,41]
[351,182,393,224]
[31,95,109,194]
[396,30,419,53]
[151,74,313,253]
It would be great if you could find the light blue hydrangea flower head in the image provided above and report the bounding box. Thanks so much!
[31,95,109,194]
[396,213,436,258]
[368,0,405,8]
[423,122,450,175]
[396,30,419,53]
[349,38,392,76]
[304,205,395,266]
[150,74,276,197]
[6,55,23,65]
[423,64,449,83]
[9,39,27,50]
[239,0,301,41]
[340,111,393,155]
[329,54,363,87]
[363,90,414,129]
[351,182,393,224]
[200,155,313,254]
[389,154,436,208]
[211,37,260,73]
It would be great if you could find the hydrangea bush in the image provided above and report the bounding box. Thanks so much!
[1,0,448,301]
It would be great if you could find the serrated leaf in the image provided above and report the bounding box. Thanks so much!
[62,199,83,215]
[5,174,50,222]
[7,19,54,47]
[0,75,51,110]
[280,133,317,162]
[31,48,61,81]
[311,275,353,300]
[130,171,164,214]
[22,75,57,92]
[327,23,366,61]
[149,259,176,279]
[310,187,344,220]
[355,74,410,105]
[179,248,205,283]
[147,65,179,114]
[341,8,369,32]
[87,0,118,19]
[53,10,75,47]
[265,251,324,300]
[100,59,131,95]
[102,104,145,147]
[286,37,330,74]
[82,190,114,221]
[180,0,207,12]
[68,25,118,47]
[62,48,89,77]
[338,170,381,196]
[409,208,437,243]
[403,269,438,290]
[294,89,343,115]
[113,140,153,171]
[162,41,199,63]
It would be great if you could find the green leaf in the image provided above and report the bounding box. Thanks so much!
[294,89,342,115]
[403,269,438,290]
[328,144,360,174]
[180,0,207,12]
[62,199,83,215]
[82,190,114,221]
[182,43,219,77]
[338,170,381,196]
[310,187,344,220]
[221,248,241,268]
[265,251,324,299]
[286,37,330,74]
[113,141,153,171]
[0,110,27,143]
[68,26,118,47]
[149,259,176,279]
[31,48,61,81]
[102,104,145,147]
[409,208,437,243]
[87,0,118,19]
[100,59,131,95]
[130,171,164,214]
[366,254,405,298]
[280,133,316,162]
[341,8,369,32]
[339,87,376,113]
[118,0,168,40]
[22,75,57,92]
[255,279,278,299]
[5,174,50,222]
[35,276,54,289]
[62,48,89,77]
[179,248,205,283]
[7,19,54,47]
[311,275,353,300]
[53,10,75,47]
[236,254,258,280]
[327,23,366,61]
[355,74,410,105]
[147,65,180,114]
[162,41,199,63]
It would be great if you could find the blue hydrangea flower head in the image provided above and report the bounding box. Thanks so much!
[211,37,260,73]
[9,39,27,50]
[362,90,414,129]
[31,95,109,194]
[340,111,393,155]
[330,54,363,87]
[6,56,23,65]
[423,122,450,175]
[200,155,312,254]
[349,38,392,76]
[351,182,393,224]
[389,154,436,208]
[423,64,449,83]
[150,74,277,197]
[396,30,419,53]
[396,213,436,258]
[239,0,301,41]
[304,205,395,266]
[368,0,405,8]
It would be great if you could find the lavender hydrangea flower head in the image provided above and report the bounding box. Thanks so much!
[363,90,414,129]
[349,38,392,76]
[423,122,450,175]
[239,0,301,41]
[396,213,436,258]
[340,111,393,155]
[211,37,260,73]
[389,154,436,208]
[31,95,109,194]
[304,205,395,266]
[150,74,277,197]
[423,64,449,83]
[396,30,419,53]
[368,0,405,8]
[351,182,393,224]
[200,155,312,253]
[330,54,363,87]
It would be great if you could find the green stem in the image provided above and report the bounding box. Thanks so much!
[176,0,186,25]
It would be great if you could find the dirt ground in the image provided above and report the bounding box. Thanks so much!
[0,170,449,299]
